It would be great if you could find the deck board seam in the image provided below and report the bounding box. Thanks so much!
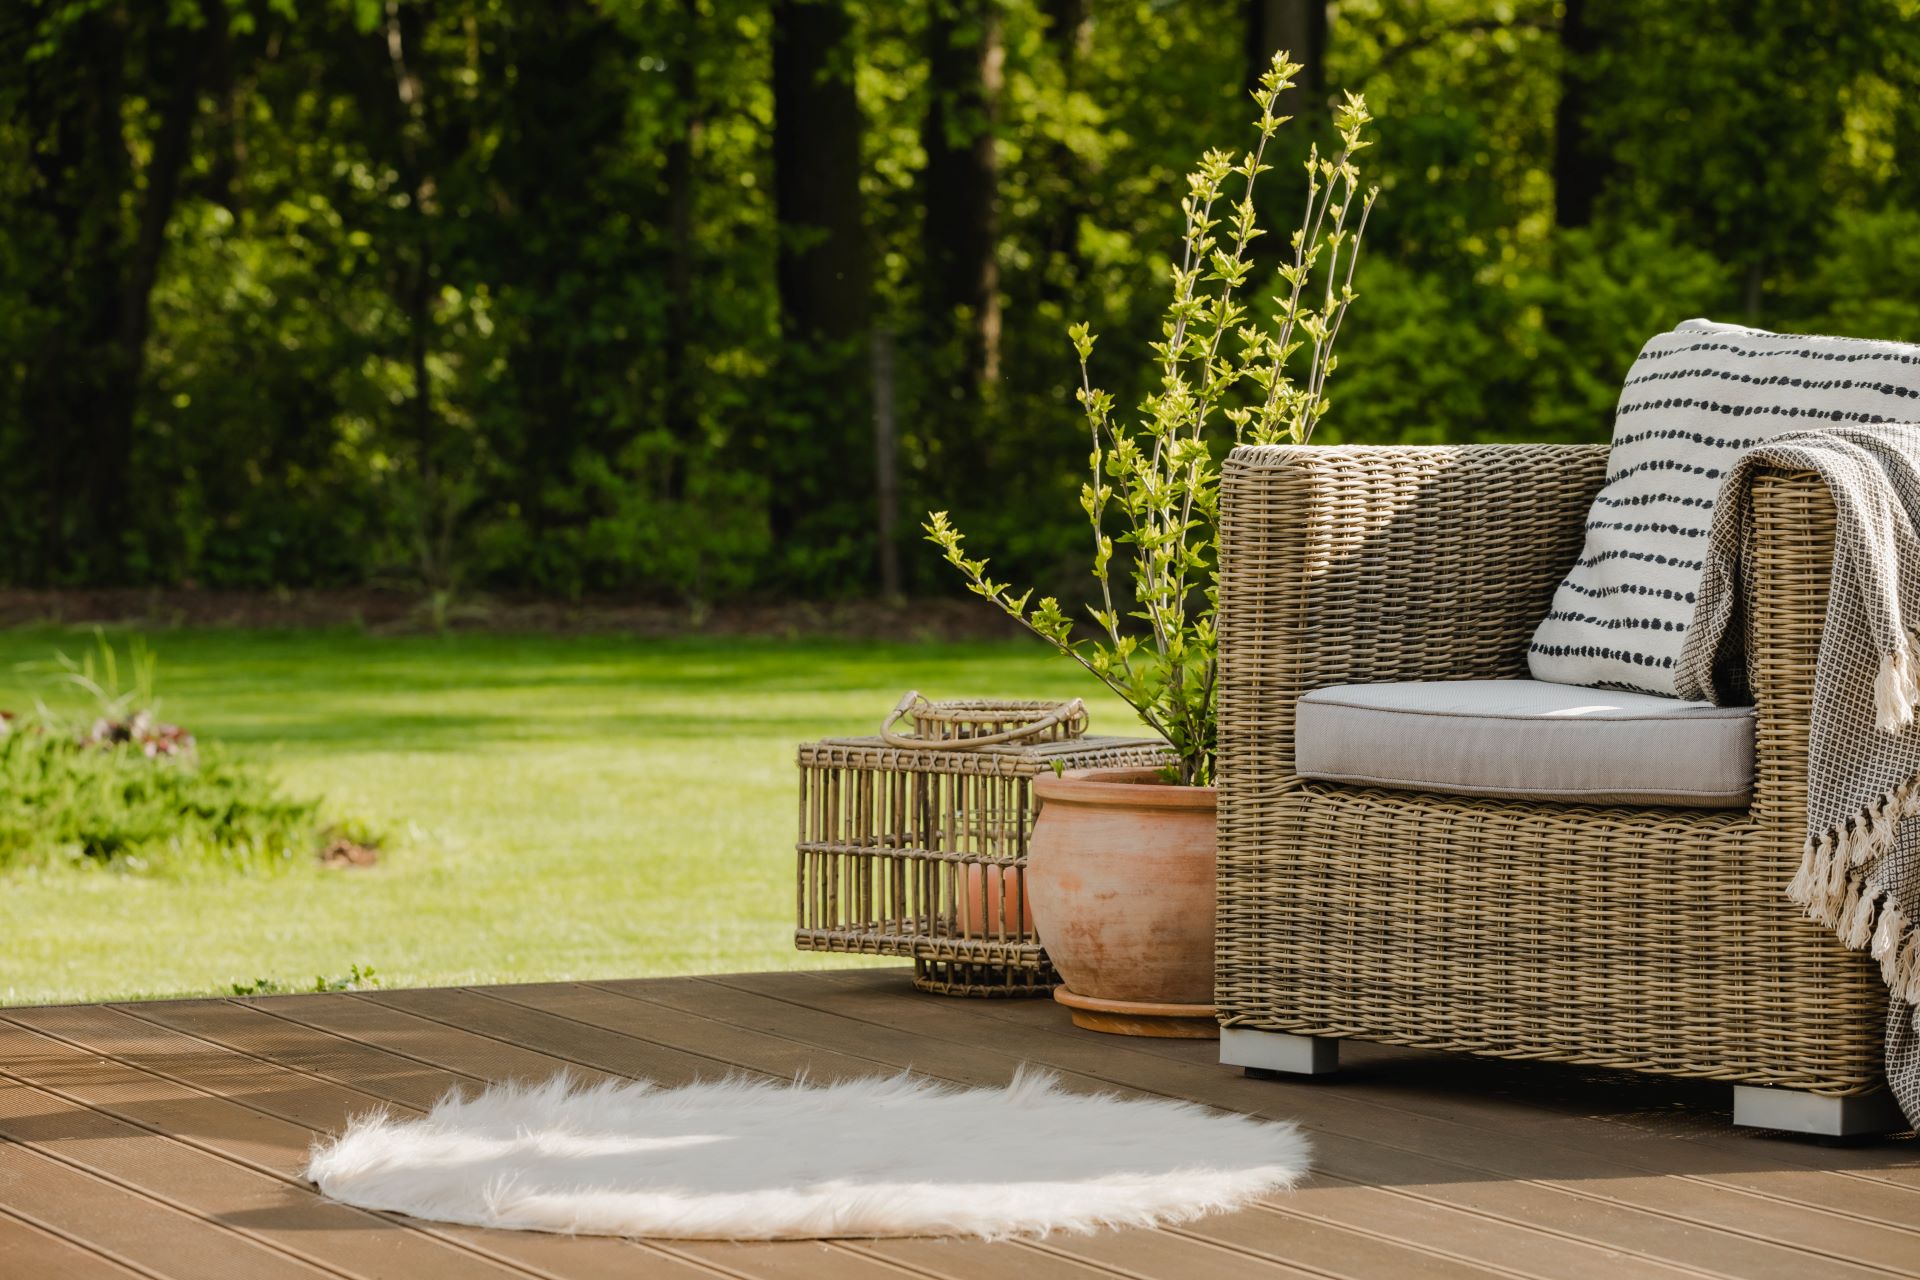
[1384,1138,1920,1255]
[6,973,1905,1279]
[353,989,1171,1277]
[126,1000,789,1280]
[713,975,1920,1242]
[1305,1169,1737,1280]
[0,1107,368,1280]
[20,1005,753,1280]
[479,985,1608,1276]
[661,1242,833,1280]
[107,1000,424,1108]
[648,1238,966,1280]
[0,1014,578,1280]
[1241,1199,1542,1280]
[461,985,802,1078]
[816,972,1920,1189]
[862,1237,1147,1280]
[0,1193,172,1280]
[1152,1219,1427,1280]
[846,1238,1144,1280]
[1017,1235,1259,1280]
[1831,1166,1920,1196]
[677,976,1906,1276]
[573,980,1758,1278]
[829,1239,1033,1280]
[345,988,715,1083]
[230,998,497,1086]
[89,1001,823,1280]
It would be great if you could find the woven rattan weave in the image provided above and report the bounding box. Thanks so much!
[796,728,1172,996]
[878,691,1090,749]
[1215,444,1887,1095]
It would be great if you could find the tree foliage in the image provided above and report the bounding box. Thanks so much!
[0,0,1914,601]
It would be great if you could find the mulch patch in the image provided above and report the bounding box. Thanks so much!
[320,836,379,869]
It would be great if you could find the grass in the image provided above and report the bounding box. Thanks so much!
[0,627,1145,1005]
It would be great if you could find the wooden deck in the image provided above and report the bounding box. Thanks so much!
[0,968,1915,1280]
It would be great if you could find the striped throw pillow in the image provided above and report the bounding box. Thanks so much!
[1528,318,1920,697]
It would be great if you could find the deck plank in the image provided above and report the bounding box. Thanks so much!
[516,980,1700,1280]
[0,970,1912,1280]
[247,992,630,1089]
[685,972,1920,1280]
[365,986,728,1083]
[756,971,1920,1268]
[0,1057,516,1279]
[0,1139,330,1280]
[173,993,1218,1280]
[107,998,1003,1280]
[829,967,1920,1194]
[0,1006,728,1280]
[0,1205,151,1280]
[782,970,1920,1214]
[851,1236,1184,1280]
[434,984,1319,1280]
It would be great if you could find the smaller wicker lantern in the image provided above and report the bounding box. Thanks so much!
[796,693,1172,996]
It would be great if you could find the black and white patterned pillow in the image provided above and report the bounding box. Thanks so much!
[1529,318,1920,697]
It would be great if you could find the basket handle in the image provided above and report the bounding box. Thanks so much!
[879,690,1087,750]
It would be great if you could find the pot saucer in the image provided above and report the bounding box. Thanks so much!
[1053,988,1219,1039]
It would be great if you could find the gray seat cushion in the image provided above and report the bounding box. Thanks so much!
[1294,680,1754,808]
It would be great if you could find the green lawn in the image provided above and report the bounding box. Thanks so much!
[0,627,1144,1005]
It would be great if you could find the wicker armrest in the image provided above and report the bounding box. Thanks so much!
[1747,468,1832,826]
[1217,443,1608,779]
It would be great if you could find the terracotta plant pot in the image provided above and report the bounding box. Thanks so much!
[1026,767,1217,1038]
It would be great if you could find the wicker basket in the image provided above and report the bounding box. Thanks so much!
[797,696,1172,996]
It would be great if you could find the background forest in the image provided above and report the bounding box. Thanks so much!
[5,0,1918,604]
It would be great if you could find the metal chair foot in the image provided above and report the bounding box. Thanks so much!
[1732,1085,1906,1138]
[1220,1027,1339,1076]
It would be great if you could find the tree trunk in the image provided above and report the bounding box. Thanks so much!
[663,0,701,500]
[1245,0,1326,116]
[772,0,871,347]
[382,0,454,594]
[1036,0,1090,304]
[871,328,900,598]
[770,0,874,585]
[921,0,1002,396]
[100,23,204,538]
[18,3,205,581]
[493,0,641,531]
[1552,0,1607,229]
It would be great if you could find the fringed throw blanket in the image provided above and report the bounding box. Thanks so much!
[1676,424,1920,1127]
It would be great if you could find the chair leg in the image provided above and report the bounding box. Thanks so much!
[1732,1085,1906,1138]
[1220,1027,1339,1076]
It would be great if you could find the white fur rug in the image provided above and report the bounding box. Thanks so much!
[304,1069,1310,1240]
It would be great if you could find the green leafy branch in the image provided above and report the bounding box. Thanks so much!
[928,51,1377,786]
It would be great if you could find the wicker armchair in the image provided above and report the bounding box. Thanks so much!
[1214,444,1897,1135]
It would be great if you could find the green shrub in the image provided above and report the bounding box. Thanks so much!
[0,721,325,873]
[0,634,346,874]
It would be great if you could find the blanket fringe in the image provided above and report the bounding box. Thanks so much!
[1789,774,1920,1008]
[1875,634,1920,732]
[1908,936,1920,1005]
[1843,882,1879,948]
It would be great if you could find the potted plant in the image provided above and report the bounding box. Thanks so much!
[925,52,1377,1036]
